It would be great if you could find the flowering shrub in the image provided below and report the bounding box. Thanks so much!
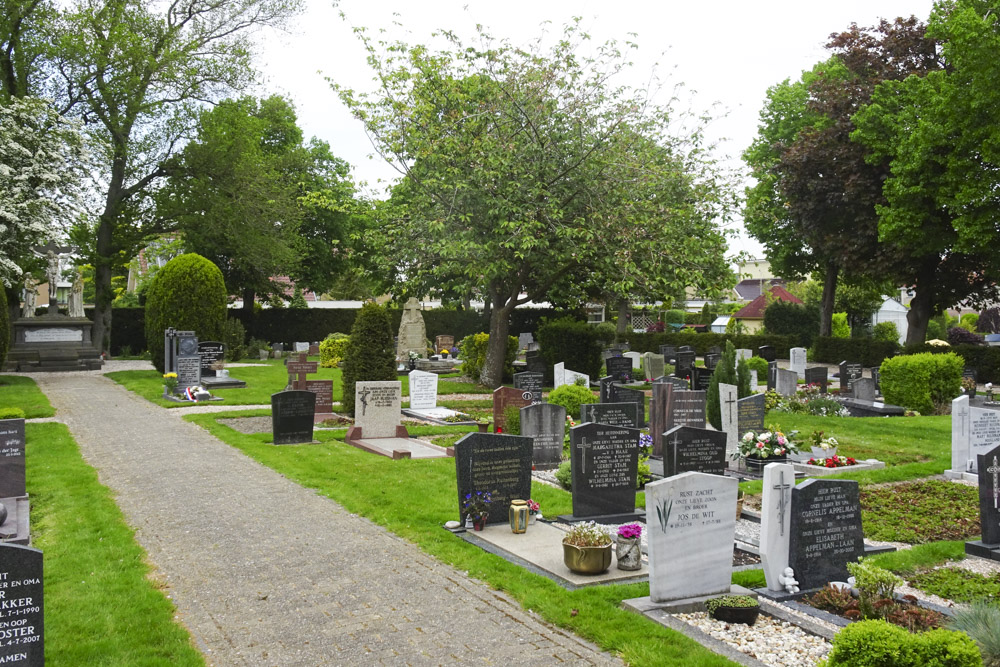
[617,523,642,540]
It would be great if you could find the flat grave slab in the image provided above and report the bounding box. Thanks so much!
[839,398,904,417]
[400,406,475,425]
[350,437,451,460]
[458,521,648,590]
[789,458,886,477]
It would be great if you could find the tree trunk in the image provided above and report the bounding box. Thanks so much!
[818,262,838,338]
[242,287,256,322]
[616,300,629,340]
[481,291,514,389]
[906,288,934,346]
[91,212,115,355]
[4,285,19,351]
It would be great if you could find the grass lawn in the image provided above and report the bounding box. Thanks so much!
[0,375,56,418]
[190,410,742,666]
[27,422,203,665]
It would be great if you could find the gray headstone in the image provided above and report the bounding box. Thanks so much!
[175,354,202,392]
[649,383,672,457]
[736,348,752,363]
[737,394,767,435]
[570,422,641,518]
[0,418,26,498]
[520,403,566,469]
[788,479,865,590]
[790,347,807,379]
[704,353,721,371]
[657,376,689,391]
[524,350,546,377]
[719,383,739,459]
[750,369,758,388]
[513,371,543,404]
[775,368,798,397]
[976,444,1000,546]
[767,361,777,391]
[643,353,665,381]
[804,366,828,394]
[580,402,641,429]
[609,384,646,427]
[662,425,728,477]
[0,543,43,666]
[408,370,438,410]
[646,472,738,602]
[294,341,310,353]
[852,377,876,402]
[271,390,316,444]
[839,361,863,392]
[518,332,535,349]
[760,462,796,591]
[605,357,633,383]
[197,341,225,378]
[870,367,881,395]
[454,433,533,525]
[355,381,402,439]
[553,362,565,388]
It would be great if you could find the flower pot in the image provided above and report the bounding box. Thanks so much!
[476,422,489,433]
[709,605,760,625]
[615,537,642,571]
[745,456,786,474]
[811,447,836,458]
[562,541,612,575]
[472,513,488,531]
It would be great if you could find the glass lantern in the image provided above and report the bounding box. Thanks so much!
[509,499,528,534]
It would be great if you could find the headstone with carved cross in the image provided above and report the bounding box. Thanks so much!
[719,383,739,459]
[966,443,1000,560]
[567,421,642,522]
[286,352,318,390]
[284,352,331,417]
[760,462,796,591]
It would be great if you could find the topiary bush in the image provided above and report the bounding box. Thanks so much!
[707,341,738,430]
[537,317,602,381]
[144,253,228,373]
[340,302,397,416]
[872,321,900,344]
[548,383,597,420]
[880,352,963,414]
[319,332,350,368]
[746,355,769,376]
[822,620,981,667]
[458,333,517,383]
[0,286,9,368]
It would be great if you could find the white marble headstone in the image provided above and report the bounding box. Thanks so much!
[736,349,752,363]
[951,395,970,473]
[969,406,1000,472]
[553,362,566,389]
[355,381,402,438]
[408,370,438,410]
[760,462,796,591]
[624,351,641,370]
[750,370,758,388]
[646,471,738,602]
[719,383,739,459]
[563,369,590,389]
[789,347,807,379]
[776,369,798,397]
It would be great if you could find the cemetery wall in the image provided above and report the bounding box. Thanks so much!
[813,335,900,368]
[623,332,796,357]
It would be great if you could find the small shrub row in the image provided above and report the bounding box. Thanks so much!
[622,332,797,357]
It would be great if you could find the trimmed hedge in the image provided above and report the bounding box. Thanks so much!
[904,342,1000,384]
[622,332,797,358]
[812,336,900,368]
[879,352,963,414]
[537,317,603,380]
[763,301,820,347]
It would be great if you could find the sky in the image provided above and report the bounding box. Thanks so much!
[253,0,937,259]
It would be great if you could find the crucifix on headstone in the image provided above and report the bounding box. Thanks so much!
[989,456,1000,510]
[774,470,792,537]
[577,437,592,475]
[286,352,318,390]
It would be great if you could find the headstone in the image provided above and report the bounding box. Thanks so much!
[788,479,865,590]
[175,353,201,393]
[294,341,309,353]
[570,422,641,519]
[750,370,758,388]
[520,403,566,469]
[518,332,535,350]
[662,426,728,477]
[839,361,863,393]
[967,404,1000,472]
[197,341,225,378]
[0,543,43,666]
[649,382,672,457]
[0,418,26,498]
[513,371,543,404]
[760,462,796,591]
[775,368,798,397]
[737,394,767,435]
[308,343,320,356]
[951,394,971,474]
[396,297,427,362]
[691,366,712,391]
[563,368,590,389]
[736,348,752,363]
[524,350,546,377]
[609,384,645,426]
[646,472,738,602]
[975,445,1000,546]
[285,352,318,390]
[789,347,807,379]
[707,346,722,356]
[665,389,706,430]
[492,386,532,433]
[435,335,454,352]
[355,381,403,438]
[703,353,721,371]
[852,377,876,402]
[598,376,615,403]
[871,367,881,395]
[719,383,739,459]
[553,362,565,388]
[657,376,689,390]
[623,351,641,370]
[271,390,316,444]
[305,380,333,416]
[408,370,438,410]
[767,361,777,391]
[659,345,677,365]
[580,403,641,429]
[758,345,776,362]
[675,350,695,378]
[644,353,665,381]
[454,433,533,525]
[605,356,632,383]
[804,366,828,394]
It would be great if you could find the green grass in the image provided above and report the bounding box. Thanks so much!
[864,541,968,574]
[27,422,203,665]
[0,375,55,418]
[189,410,740,666]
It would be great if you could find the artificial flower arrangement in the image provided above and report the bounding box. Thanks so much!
[527,499,540,515]
[733,427,798,460]
[462,491,492,520]
[563,521,612,547]
[806,455,858,469]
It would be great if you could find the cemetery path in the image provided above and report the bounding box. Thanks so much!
[34,371,622,667]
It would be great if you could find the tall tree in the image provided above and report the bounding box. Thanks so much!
[853,0,1000,344]
[333,22,734,387]
[53,0,301,351]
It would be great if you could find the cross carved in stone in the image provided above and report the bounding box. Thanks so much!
[577,437,592,475]
[957,407,970,436]
[988,455,1000,510]
[773,469,792,537]
[724,390,737,425]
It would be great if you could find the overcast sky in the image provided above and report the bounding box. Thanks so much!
[254,0,936,259]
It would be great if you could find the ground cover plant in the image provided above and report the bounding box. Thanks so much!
[0,375,55,418]
[190,410,738,666]
[860,480,980,543]
[27,423,203,665]
[907,568,1000,604]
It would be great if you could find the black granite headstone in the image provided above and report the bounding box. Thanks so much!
[839,361,863,393]
[0,542,43,666]
[580,402,641,429]
[513,371,543,404]
[605,356,633,383]
[656,376,689,390]
[0,418,26,498]
[609,384,646,426]
[598,376,615,404]
[659,345,677,365]
[454,432,533,524]
[789,479,865,590]
[270,390,316,444]
[737,393,767,435]
[758,345,776,362]
[570,422,641,518]
[767,361,777,391]
[804,366,828,394]
[520,403,565,469]
[675,350,695,378]
[977,445,1000,546]
[704,353,721,371]
[524,350,546,379]
[662,425,728,476]
[197,341,225,378]
[870,367,881,395]
[707,346,722,356]
[691,366,712,391]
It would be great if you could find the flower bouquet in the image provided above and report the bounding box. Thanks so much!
[527,498,541,523]
[462,491,492,530]
[809,430,838,458]
[734,427,798,473]
[806,455,858,469]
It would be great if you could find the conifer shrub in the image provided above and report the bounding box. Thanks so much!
[144,253,227,373]
[707,341,738,430]
[340,302,396,416]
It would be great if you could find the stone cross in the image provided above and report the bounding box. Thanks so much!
[773,470,792,536]
[286,352,318,390]
[957,406,969,436]
[989,456,1000,510]
[577,437,592,475]
[724,392,736,424]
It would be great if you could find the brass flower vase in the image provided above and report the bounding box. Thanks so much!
[562,541,612,575]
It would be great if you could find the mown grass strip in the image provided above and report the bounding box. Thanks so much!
[0,375,55,418]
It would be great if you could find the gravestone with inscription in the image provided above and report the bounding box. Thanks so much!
[719,383,739,458]
[0,543,43,666]
[662,426,728,477]
[649,382,672,457]
[171,331,201,392]
[599,376,615,403]
[665,389,706,430]
[804,366,828,394]
[950,394,1000,477]
[0,418,26,499]
[760,462,796,591]
[454,432,533,525]
[737,394,767,435]
[524,350,546,378]
[788,479,865,590]
[675,350,695,378]
[408,370,439,410]
[197,341,225,378]
[623,351,641,370]
[736,348,752,363]
[609,384,645,427]
[775,368,798,397]
[569,422,642,521]
[703,353,721,371]
[966,444,1000,560]
[691,366,712,392]
[580,403,641,429]
[789,347,807,379]
[271,390,316,444]
[657,376,689,390]
[520,403,565,469]
[305,380,333,417]
[643,353,665,381]
[285,353,318,390]
[758,345,776,362]
[852,377,876,401]
[767,361,777,391]
[645,472,739,602]
[493,387,533,433]
[659,345,677,365]
[355,381,403,438]
[605,357,633,383]
[513,371,543,404]
[839,361,863,393]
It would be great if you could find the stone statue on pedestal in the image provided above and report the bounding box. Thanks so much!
[45,250,60,311]
[68,270,84,317]
[21,278,37,318]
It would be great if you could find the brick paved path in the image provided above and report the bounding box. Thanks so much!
[33,369,620,666]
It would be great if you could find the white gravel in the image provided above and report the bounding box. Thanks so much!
[675,611,831,666]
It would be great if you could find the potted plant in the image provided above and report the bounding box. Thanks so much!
[705,595,760,625]
[733,427,798,474]
[462,491,492,531]
[527,498,541,524]
[615,523,642,571]
[809,430,838,458]
[408,350,420,371]
[562,522,613,574]
[162,372,178,396]
[962,376,977,397]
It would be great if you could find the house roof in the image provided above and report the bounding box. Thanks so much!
[732,285,803,319]
[734,278,786,301]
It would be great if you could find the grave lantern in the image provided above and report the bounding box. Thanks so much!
[509,499,529,534]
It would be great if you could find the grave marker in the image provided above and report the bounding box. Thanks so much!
[623,351,641,370]
[665,389,706,430]
[524,350,546,377]
[305,380,333,416]
[737,394,767,435]
[493,387,532,433]
[703,353,721,371]
[758,345,776,362]
[609,384,645,426]
[355,381,403,438]
[675,350,695,378]
[570,422,641,520]
[789,347,807,379]
[804,366,828,394]
[767,361,777,391]
[662,425,728,477]
[760,462,796,591]
[852,377,876,401]
[197,341,225,378]
[839,361,863,393]
[605,357,633,383]
[0,418,26,498]
[649,382,672,457]
[286,352,318,390]
[0,543,43,666]
[513,371,543,404]
[520,403,565,469]
[643,353,665,381]
[788,479,865,590]
[719,382,739,459]
[598,376,615,403]
[659,345,677,365]
[580,403,641,429]
[408,370,439,410]
[775,368,798,397]
[691,366,712,391]
[454,433,533,525]
[271,390,316,444]
[966,444,1000,559]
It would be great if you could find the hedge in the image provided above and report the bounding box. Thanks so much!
[879,352,963,414]
[537,317,603,380]
[812,336,900,368]
[622,332,797,358]
[904,342,1000,384]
